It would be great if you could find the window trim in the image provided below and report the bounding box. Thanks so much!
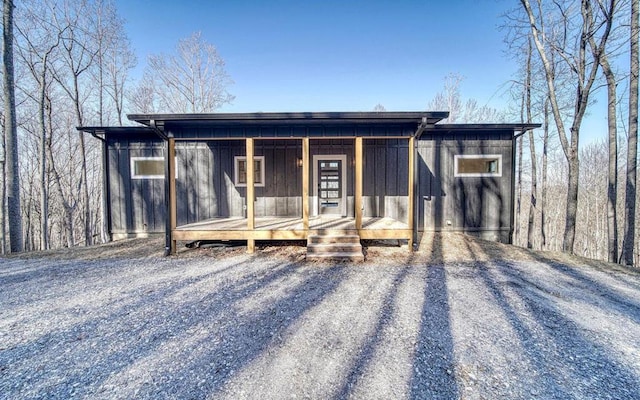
[234,155,266,187]
[130,156,165,179]
[454,154,502,177]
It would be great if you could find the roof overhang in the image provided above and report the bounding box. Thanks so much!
[429,123,541,137]
[77,126,159,139]
[127,111,450,127]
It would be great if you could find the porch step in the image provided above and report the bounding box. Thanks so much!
[307,234,361,245]
[306,234,364,262]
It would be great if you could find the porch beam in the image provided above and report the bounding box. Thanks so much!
[408,136,415,250]
[302,138,310,231]
[167,137,177,255]
[355,137,363,230]
[246,138,255,253]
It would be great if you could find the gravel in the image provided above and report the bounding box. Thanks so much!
[1,235,640,399]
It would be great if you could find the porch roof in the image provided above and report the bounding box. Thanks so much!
[127,111,450,127]
[79,113,540,140]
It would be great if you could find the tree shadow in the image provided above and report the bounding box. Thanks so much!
[465,241,640,398]
[0,257,347,399]
[409,232,459,399]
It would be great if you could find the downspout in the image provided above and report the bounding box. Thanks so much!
[149,120,173,256]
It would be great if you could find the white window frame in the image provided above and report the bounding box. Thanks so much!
[234,156,266,187]
[454,154,502,177]
[131,156,165,179]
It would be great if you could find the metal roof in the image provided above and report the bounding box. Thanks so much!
[127,111,450,126]
[431,123,541,133]
[79,113,541,140]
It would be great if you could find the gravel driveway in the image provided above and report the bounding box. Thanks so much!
[1,234,639,399]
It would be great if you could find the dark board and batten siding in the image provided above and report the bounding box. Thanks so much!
[417,130,514,243]
[165,124,416,139]
[107,137,166,237]
[175,140,304,224]
[362,139,409,222]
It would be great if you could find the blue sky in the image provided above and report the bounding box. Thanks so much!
[115,0,608,142]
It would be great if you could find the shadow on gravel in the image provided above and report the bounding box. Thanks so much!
[409,232,459,399]
[334,266,412,398]
[526,252,640,322]
[2,258,347,399]
[468,241,640,399]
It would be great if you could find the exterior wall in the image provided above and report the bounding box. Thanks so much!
[166,124,415,139]
[175,140,303,224]
[175,140,244,225]
[363,139,409,222]
[107,135,166,236]
[106,126,515,244]
[417,130,514,243]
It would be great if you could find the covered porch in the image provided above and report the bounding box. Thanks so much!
[143,112,450,255]
[173,216,411,242]
[166,135,417,254]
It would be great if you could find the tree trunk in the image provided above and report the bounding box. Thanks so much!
[541,98,549,250]
[516,135,523,246]
[600,53,619,262]
[3,0,22,253]
[39,64,49,250]
[622,0,638,266]
[526,38,536,249]
[72,73,92,246]
[563,132,580,253]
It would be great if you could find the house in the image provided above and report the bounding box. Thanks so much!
[81,112,539,257]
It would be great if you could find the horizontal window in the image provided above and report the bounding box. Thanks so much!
[131,157,164,179]
[234,156,265,187]
[454,155,502,177]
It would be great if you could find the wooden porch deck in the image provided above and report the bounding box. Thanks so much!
[173,216,410,241]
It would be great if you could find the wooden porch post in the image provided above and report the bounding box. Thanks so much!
[302,138,310,231]
[408,136,415,250]
[246,138,255,253]
[355,137,363,230]
[168,137,177,255]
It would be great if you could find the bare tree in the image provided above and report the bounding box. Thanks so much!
[428,74,505,123]
[622,0,638,265]
[3,0,22,252]
[428,73,463,122]
[50,0,100,246]
[519,0,615,254]
[525,37,537,249]
[139,31,234,113]
[540,98,550,249]
[15,0,66,250]
[585,0,620,262]
[92,0,136,126]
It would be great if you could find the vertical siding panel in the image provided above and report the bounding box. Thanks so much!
[385,141,398,219]
[109,146,123,233]
[363,140,375,217]
[397,142,409,222]
[375,142,386,217]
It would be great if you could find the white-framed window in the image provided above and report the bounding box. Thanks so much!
[454,154,502,177]
[234,156,265,187]
[131,157,164,179]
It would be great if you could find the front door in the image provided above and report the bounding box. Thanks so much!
[313,155,347,216]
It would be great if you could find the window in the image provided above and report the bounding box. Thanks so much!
[234,156,265,187]
[131,157,164,179]
[454,155,502,177]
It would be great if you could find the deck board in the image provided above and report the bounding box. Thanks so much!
[175,216,408,232]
